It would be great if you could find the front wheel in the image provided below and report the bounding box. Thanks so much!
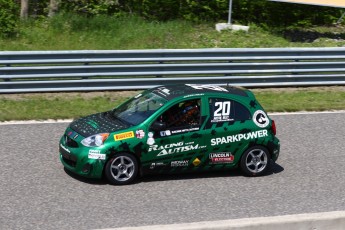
[240,146,270,177]
[105,153,138,185]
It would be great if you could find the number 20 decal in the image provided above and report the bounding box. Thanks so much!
[214,101,231,116]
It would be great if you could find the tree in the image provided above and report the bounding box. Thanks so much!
[48,0,59,17]
[20,0,29,19]
[0,0,19,37]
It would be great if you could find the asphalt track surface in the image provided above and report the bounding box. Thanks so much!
[1,112,345,230]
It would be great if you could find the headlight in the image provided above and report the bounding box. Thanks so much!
[81,133,109,147]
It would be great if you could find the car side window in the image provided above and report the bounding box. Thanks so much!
[233,101,251,120]
[209,98,251,122]
[160,99,201,129]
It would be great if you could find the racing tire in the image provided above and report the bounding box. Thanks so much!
[240,146,270,177]
[105,153,138,185]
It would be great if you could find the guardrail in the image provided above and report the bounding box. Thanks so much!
[1,48,345,93]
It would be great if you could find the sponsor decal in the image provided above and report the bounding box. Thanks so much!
[193,158,201,166]
[134,93,142,98]
[114,131,134,141]
[253,110,269,128]
[183,93,204,98]
[147,132,155,145]
[160,87,170,95]
[211,117,234,123]
[156,87,171,97]
[148,141,203,157]
[186,84,228,92]
[171,127,199,134]
[209,152,234,164]
[67,131,79,139]
[136,130,145,139]
[160,130,171,137]
[211,101,234,123]
[150,162,166,169]
[171,160,189,167]
[60,144,70,153]
[211,130,268,146]
[88,150,106,160]
[150,163,155,169]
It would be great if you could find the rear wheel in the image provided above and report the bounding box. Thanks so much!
[105,153,138,185]
[240,146,270,177]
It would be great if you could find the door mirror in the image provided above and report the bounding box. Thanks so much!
[151,121,166,131]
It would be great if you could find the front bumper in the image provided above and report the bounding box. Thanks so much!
[59,135,105,179]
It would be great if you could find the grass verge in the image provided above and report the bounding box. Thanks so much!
[0,87,344,121]
[253,87,345,112]
[1,15,345,50]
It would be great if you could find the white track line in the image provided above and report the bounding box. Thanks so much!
[0,119,73,125]
[94,211,345,230]
[269,110,345,116]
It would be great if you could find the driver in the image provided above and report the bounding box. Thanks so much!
[163,99,200,127]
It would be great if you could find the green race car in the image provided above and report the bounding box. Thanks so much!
[59,84,280,185]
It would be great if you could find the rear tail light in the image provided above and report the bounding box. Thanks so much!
[271,120,277,135]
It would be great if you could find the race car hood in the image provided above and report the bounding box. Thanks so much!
[70,112,130,137]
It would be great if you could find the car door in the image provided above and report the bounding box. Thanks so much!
[203,97,253,169]
[140,97,208,174]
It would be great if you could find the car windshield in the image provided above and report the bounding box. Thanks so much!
[112,92,167,126]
